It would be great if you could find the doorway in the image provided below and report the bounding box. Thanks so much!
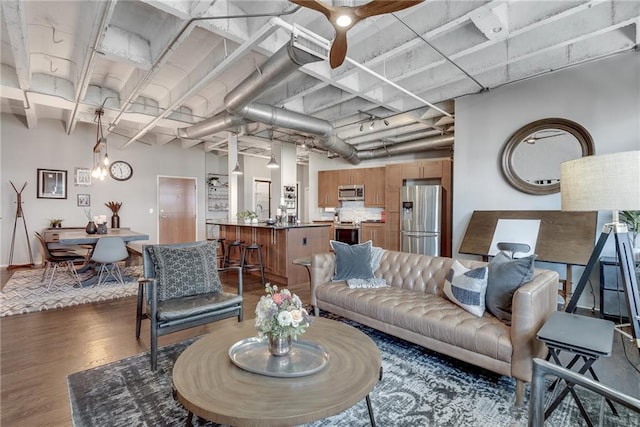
[254,179,271,220]
[158,176,197,244]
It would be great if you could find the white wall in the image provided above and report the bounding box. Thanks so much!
[454,51,640,309]
[1,114,208,266]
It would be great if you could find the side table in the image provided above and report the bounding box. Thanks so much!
[536,311,617,426]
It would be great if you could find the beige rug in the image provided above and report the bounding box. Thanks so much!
[1,266,141,317]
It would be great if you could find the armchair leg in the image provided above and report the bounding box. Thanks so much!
[151,327,158,371]
[136,283,144,339]
[515,379,525,406]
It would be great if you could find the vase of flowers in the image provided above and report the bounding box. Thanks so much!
[255,283,311,356]
[105,201,123,229]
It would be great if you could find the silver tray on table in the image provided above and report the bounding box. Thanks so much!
[228,337,329,378]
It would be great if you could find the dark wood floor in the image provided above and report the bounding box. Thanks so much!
[1,268,638,426]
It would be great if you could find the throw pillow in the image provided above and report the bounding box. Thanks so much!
[443,260,488,317]
[148,242,221,301]
[330,240,374,281]
[486,251,536,324]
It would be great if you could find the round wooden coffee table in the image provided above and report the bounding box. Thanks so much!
[173,317,381,426]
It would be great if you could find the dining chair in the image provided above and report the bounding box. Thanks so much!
[497,242,532,259]
[34,232,85,290]
[136,241,243,370]
[90,236,129,286]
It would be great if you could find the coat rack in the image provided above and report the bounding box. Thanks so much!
[8,181,35,270]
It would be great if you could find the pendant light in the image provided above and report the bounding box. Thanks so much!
[91,108,109,181]
[231,161,243,175]
[266,154,279,169]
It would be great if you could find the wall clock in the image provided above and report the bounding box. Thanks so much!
[109,160,133,181]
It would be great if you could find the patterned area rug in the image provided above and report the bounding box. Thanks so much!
[67,313,639,426]
[0,266,141,317]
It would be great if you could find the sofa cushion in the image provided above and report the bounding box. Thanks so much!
[486,252,536,324]
[315,282,512,362]
[148,242,221,301]
[330,240,374,281]
[443,260,488,317]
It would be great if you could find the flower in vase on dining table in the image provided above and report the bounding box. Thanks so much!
[255,283,311,340]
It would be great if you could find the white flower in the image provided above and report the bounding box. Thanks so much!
[290,309,304,327]
[277,310,293,327]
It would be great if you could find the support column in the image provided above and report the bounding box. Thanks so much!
[227,132,241,220]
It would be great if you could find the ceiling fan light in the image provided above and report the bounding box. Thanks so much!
[266,154,280,169]
[336,15,352,28]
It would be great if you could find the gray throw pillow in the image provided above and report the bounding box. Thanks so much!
[148,242,221,301]
[330,240,374,281]
[486,251,536,324]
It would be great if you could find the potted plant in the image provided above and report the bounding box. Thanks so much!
[236,210,257,223]
[48,218,63,228]
[620,210,640,260]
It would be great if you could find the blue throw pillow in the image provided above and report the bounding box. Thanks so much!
[330,240,374,281]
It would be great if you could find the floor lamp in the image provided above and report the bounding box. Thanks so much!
[560,150,640,350]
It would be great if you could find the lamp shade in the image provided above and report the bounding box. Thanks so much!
[560,151,640,211]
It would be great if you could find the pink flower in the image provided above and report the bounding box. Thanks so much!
[272,293,283,305]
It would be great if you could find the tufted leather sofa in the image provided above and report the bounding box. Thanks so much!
[310,250,559,405]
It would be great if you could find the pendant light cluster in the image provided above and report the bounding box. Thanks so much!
[91,108,109,180]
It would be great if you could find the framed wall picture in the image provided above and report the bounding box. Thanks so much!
[74,167,92,186]
[37,169,67,199]
[77,194,91,207]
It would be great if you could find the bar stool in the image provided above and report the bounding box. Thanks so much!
[215,238,226,268]
[240,242,266,284]
[224,240,243,267]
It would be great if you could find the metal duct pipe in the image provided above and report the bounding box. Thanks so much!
[177,41,321,140]
[177,111,244,140]
[224,43,320,112]
[356,134,454,160]
[238,103,332,137]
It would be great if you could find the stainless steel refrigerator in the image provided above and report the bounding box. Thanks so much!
[401,185,441,256]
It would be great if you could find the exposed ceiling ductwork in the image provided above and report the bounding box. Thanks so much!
[177,38,453,165]
[177,39,364,164]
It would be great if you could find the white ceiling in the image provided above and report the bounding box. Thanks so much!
[1,0,638,164]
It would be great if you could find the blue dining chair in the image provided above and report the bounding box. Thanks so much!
[91,236,129,286]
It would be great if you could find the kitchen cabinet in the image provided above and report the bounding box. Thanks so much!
[318,170,339,207]
[402,159,444,180]
[384,213,400,251]
[338,169,364,186]
[363,167,385,207]
[361,223,385,248]
[385,164,403,213]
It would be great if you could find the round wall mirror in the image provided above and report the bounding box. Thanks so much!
[501,118,594,195]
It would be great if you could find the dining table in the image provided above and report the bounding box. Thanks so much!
[42,227,150,286]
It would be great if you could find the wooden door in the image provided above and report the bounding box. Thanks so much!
[158,177,197,244]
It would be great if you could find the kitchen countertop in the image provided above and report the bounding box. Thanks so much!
[209,220,330,229]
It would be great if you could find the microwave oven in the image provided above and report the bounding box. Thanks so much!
[338,185,364,201]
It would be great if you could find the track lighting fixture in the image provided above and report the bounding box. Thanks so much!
[384,119,389,126]
[359,123,364,132]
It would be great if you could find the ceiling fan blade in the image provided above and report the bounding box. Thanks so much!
[330,30,349,68]
[355,0,424,19]
[289,0,334,19]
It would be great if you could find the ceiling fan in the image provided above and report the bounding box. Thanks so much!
[290,0,424,68]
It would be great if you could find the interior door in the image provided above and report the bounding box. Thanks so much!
[158,177,197,244]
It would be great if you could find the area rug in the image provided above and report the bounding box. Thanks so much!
[67,314,639,427]
[0,266,141,317]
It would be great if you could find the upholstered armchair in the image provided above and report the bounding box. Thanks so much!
[135,241,243,370]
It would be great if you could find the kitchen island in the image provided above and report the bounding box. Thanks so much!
[212,222,330,286]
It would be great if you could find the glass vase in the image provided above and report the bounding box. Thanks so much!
[267,335,291,357]
[111,213,120,229]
